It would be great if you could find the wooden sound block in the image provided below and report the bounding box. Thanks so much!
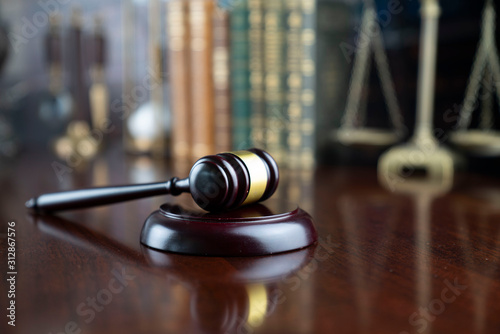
[140,199,317,256]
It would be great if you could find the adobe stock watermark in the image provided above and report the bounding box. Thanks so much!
[231,235,337,334]
[399,277,467,334]
[110,66,166,121]
[339,0,405,64]
[8,0,73,54]
[47,263,136,334]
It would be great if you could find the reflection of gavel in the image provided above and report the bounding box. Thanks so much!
[26,148,279,212]
[32,212,314,333]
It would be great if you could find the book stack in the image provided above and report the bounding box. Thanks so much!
[167,0,317,169]
[167,0,213,161]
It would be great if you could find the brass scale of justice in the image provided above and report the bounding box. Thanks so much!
[333,0,500,189]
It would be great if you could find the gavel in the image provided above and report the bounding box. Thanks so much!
[26,148,279,213]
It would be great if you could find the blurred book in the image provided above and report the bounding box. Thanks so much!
[286,0,316,170]
[189,0,215,158]
[213,7,232,152]
[167,0,192,161]
[168,0,217,161]
[230,0,251,150]
[263,0,287,165]
[248,0,266,150]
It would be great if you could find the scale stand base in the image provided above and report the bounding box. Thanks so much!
[140,199,318,257]
[378,143,460,193]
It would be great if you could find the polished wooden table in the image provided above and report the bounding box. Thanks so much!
[1,148,499,334]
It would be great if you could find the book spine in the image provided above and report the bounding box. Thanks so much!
[167,0,191,160]
[230,0,251,150]
[263,0,286,165]
[189,0,215,159]
[248,0,266,148]
[300,0,316,169]
[285,0,303,169]
[213,8,232,152]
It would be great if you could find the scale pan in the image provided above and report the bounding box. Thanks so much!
[449,130,500,156]
[333,128,401,149]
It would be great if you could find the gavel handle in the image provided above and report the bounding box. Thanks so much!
[26,177,190,213]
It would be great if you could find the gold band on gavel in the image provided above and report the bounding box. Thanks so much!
[230,150,268,205]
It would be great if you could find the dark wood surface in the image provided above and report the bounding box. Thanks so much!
[1,147,500,334]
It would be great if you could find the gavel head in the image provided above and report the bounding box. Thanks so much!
[188,148,279,211]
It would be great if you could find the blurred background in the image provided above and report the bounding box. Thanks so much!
[0,0,497,175]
